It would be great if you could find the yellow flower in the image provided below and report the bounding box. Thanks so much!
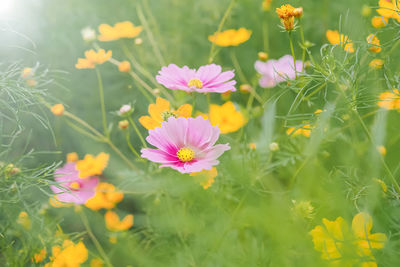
[66,152,78,163]
[249,143,257,150]
[85,182,123,210]
[90,258,104,267]
[374,178,388,193]
[276,4,295,19]
[286,124,311,137]
[49,196,73,208]
[118,61,131,73]
[262,0,272,11]
[378,89,400,110]
[377,0,400,22]
[21,67,34,78]
[367,34,381,53]
[98,21,143,42]
[190,167,218,189]
[33,249,46,263]
[208,28,252,47]
[105,211,134,232]
[51,104,65,116]
[75,49,112,69]
[209,101,246,134]
[369,59,384,69]
[76,152,109,178]
[48,240,88,267]
[17,211,31,230]
[326,30,354,53]
[377,145,387,156]
[371,16,388,28]
[139,97,192,130]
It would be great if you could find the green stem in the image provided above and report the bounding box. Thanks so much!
[95,68,109,138]
[80,211,113,267]
[288,31,297,77]
[302,82,326,102]
[105,139,138,170]
[128,117,148,148]
[125,130,141,158]
[298,18,306,71]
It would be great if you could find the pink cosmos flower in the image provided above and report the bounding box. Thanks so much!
[141,116,230,173]
[254,55,303,88]
[156,64,236,93]
[50,163,99,204]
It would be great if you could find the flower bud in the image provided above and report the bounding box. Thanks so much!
[118,120,129,130]
[51,104,65,116]
[269,142,279,151]
[258,51,268,61]
[81,27,96,42]
[240,84,252,93]
[118,61,131,73]
[119,104,132,116]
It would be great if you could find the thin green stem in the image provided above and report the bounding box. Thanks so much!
[125,130,141,158]
[288,31,297,77]
[80,210,113,267]
[128,117,147,148]
[298,18,306,71]
[105,139,138,170]
[95,68,109,138]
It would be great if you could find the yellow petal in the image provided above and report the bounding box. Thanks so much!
[139,115,160,130]
[175,104,193,118]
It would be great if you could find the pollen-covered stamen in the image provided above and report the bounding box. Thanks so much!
[176,147,195,162]
[70,182,81,190]
[161,110,177,121]
[187,78,203,89]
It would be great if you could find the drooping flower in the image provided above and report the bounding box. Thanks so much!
[50,162,99,204]
[371,16,388,28]
[378,89,400,110]
[105,211,134,232]
[51,104,65,116]
[377,0,400,22]
[139,97,193,130]
[208,28,252,47]
[208,101,246,134]
[98,21,143,41]
[286,124,311,137]
[81,27,96,42]
[85,182,124,210]
[156,64,236,93]
[75,49,112,69]
[367,34,381,53]
[190,167,218,189]
[33,249,46,263]
[326,30,355,53]
[76,152,109,178]
[46,240,88,267]
[369,59,384,69]
[141,116,230,173]
[255,55,303,88]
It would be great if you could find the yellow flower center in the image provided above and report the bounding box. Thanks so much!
[187,79,203,89]
[70,182,81,190]
[176,148,195,162]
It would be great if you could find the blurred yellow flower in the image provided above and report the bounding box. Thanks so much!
[209,101,246,134]
[33,249,46,263]
[47,240,88,267]
[90,258,104,267]
[377,145,387,156]
[377,0,400,22]
[374,178,388,193]
[98,21,143,42]
[51,104,65,116]
[286,124,311,137]
[76,152,109,178]
[49,196,73,208]
[371,16,388,28]
[75,49,112,69]
[17,211,31,230]
[21,67,34,78]
[378,89,400,110]
[361,5,372,17]
[262,0,272,11]
[105,211,134,232]
[139,97,192,130]
[369,59,384,69]
[208,28,252,47]
[249,143,257,150]
[67,152,78,163]
[85,182,123,210]
[326,30,354,53]
[367,34,381,53]
[118,61,131,73]
[190,167,218,189]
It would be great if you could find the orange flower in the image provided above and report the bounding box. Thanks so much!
[371,16,388,28]
[377,0,400,22]
[139,97,192,130]
[98,21,143,41]
[326,30,354,53]
[378,89,400,110]
[76,153,109,178]
[47,240,88,267]
[118,61,131,72]
[369,59,384,69]
[190,167,218,189]
[262,0,272,11]
[208,28,252,47]
[33,249,46,263]
[75,49,112,69]
[367,34,381,53]
[286,124,312,137]
[276,4,295,19]
[66,152,78,163]
[85,182,123,210]
[51,104,65,116]
[208,101,246,134]
[105,211,134,232]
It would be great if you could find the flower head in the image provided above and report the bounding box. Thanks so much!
[255,55,303,88]
[51,104,65,116]
[139,97,192,130]
[48,240,88,267]
[76,152,109,178]
[286,124,311,137]
[141,116,230,173]
[367,34,381,53]
[262,0,272,11]
[377,0,400,22]
[98,21,143,41]
[118,104,133,116]
[209,101,246,134]
[105,211,134,232]
[50,162,99,204]
[378,89,400,110]
[17,211,31,230]
[118,61,131,72]
[326,30,354,53]
[67,152,78,163]
[276,4,295,19]
[85,182,124,210]
[208,28,252,47]
[33,249,46,263]
[371,16,388,28]
[369,59,384,69]
[75,49,112,69]
[156,64,236,93]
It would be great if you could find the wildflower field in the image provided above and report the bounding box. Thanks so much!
[1,0,400,266]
